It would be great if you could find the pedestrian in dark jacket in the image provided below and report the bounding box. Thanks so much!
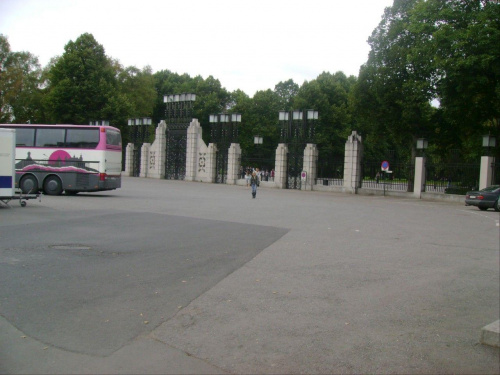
[250,171,259,199]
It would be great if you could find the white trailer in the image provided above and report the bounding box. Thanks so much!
[0,128,40,207]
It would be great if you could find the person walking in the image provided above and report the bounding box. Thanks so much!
[245,170,251,187]
[250,171,259,199]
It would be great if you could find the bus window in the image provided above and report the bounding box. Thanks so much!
[106,129,122,148]
[15,127,35,147]
[66,128,99,148]
[35,128,65,147]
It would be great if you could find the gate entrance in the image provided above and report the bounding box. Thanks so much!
[163,93,196,180]
[215,148,228,184]
[209,113,241,184]
[132,148,141,177]
[127,118,152,177]
[278,110,318,189]
[165,124,187,180]
[287,144,303,189]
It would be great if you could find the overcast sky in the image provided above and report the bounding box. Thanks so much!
[0,0,393,96]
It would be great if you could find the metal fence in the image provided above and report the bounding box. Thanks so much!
[316,156,344,186]
[424,162,480,194]
[493,162,500,185]
[361,161,415,192]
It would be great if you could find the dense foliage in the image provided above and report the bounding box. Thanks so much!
[354,0,500,162]
[1,0,498,161]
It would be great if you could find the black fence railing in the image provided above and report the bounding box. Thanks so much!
[317,156,344,179]
[424,162,480,194]
[361,161,415,192]
[493,162,500,185]
[316,156,344,186]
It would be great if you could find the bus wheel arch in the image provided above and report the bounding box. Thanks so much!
[19,174,39,194]
[43,175,63,196]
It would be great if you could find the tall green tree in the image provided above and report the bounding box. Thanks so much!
[294,72,357,159]
[353,0,435,161]
[0,34,44,123]
[408,0,500,158]
[354,0,500,161]
[46,33,122,125]
[274,79,299,111]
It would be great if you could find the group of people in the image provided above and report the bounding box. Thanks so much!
[240,167,275,199]
[240,167,274,182]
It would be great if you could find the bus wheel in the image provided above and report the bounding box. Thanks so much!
[44,176,63,196]
[20,175,38,194]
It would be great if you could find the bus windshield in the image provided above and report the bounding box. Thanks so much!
[106,128,122,148]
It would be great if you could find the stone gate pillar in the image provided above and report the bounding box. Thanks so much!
[185,119,217,183]
[147,121,167,179]
[302,143,318,191]
[226,143,242,185]
[413,157,426,198]
[185,119,202,182]
[205,143,217,183]
[480,156,495,190]
[274,143,288,189]
[343,131,363,194]
[140,143,151,178]
[124,143,135,177]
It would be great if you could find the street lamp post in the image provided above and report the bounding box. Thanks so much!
[89,120,110,126]
[209,113,241,145]
[209,113,242,183]
[416,138,428,157]
[162,93,196,180]
[127,117,152,144]
[279,109,318,143]
[482,134,496,157]
[278,109,319,189]
[127,117,152,177]
[253,135,263,145]
[163,93,196,124]
[481,134,497,189]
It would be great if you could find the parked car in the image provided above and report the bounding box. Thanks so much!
[465,185,500,211]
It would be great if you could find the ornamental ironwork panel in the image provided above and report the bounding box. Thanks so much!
[133,149,141,177]
[215,148,228,184]
[278,110,318,190]
[209,113,241,184]
[287,147,303,190]
[165,126,187,180]
[127,120,151,177]
[163,94,196,180]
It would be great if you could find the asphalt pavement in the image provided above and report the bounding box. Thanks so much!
[0,177,498,374]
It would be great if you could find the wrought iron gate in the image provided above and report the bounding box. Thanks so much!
[209,113,241,184]
[165,125,187,180]
[278,110,318,190]
[133,147,141,177]
[287,144,303,189]
[128,118,151,177]
[215,148,228,184]
[163,93,196,180]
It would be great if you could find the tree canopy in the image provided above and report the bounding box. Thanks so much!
[0,34,44,124]
[1,0,498,161]
[353,0,500,161]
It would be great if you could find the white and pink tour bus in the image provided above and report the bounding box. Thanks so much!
[0,124,122,195]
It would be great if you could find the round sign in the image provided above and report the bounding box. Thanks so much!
[381,160,390,171]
